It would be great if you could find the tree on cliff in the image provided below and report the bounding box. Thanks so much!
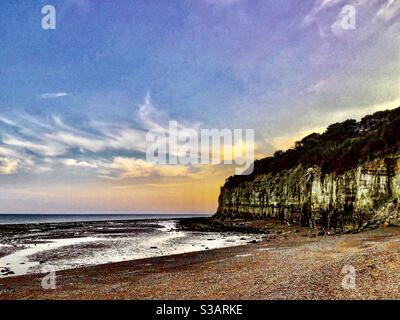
[225,106,400,188]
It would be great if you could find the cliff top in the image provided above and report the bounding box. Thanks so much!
[225,106,400,188]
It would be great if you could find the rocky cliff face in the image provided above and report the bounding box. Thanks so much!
[216,155,400,232]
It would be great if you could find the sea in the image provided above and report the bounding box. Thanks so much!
[0,214,261,277]
[0,213,209,225]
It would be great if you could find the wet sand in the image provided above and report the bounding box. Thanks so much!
[1,223,399,300]
[0,219,262,277]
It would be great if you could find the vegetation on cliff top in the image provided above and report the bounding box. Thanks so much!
[225,107,400,188]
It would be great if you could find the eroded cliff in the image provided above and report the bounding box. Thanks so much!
[216,107,400,232]
[217,156,400,231]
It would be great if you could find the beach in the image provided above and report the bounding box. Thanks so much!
[1,219,400,300]
[0,217,263,277]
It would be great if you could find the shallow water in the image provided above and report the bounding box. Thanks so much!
[0,213,208,225]
[0,220,261,277]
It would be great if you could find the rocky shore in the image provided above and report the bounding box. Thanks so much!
[0,218,264,279]
[177,217,270,234]
[1,223,399,300]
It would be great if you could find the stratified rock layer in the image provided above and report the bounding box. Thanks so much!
[216,155,400,231]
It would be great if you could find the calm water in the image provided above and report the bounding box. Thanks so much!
[0,217,262,277]
[0,213,210,225]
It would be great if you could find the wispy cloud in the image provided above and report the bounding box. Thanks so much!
[106,157,190,179]
[62,158,99,169]
[0,94,203,178]
[39,92,69,99]
[375,0,400,21]
[0,116,16,126]
[0,157,19,174]
[0,146,18,157]
[305,80,327,93]
[204,0,241,7]
[0,93,251,183]
[302,0,343,27]
[302,0,399,38]
[2,135,67,157]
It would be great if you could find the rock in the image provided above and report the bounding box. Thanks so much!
[215,154,400,233]
[383,221,390,228]
[361,222,369,229]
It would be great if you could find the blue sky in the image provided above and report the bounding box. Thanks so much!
[0,0,399,213]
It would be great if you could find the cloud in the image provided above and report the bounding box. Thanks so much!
[46,132,108,153]
[39,92,69,99]
[302,0,343,26]
[375,0,400,21]
[302,0,399,38]
[62,159,99,169]
[57,156,202,180]
[135,93,169,133]
[0,146,18,157]
[204,0,241,6]
[135,92,200,133]
[0,116,16,126]
[0,94,203,177]
[2,135,66,157]
[0,103,148,161]
[106,157,190,178]
[0,157,18,175]
[0,93,254,180]
[305,80,327,93]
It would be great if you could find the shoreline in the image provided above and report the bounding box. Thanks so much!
[0,213,211,226]
[1,222,400,300]
[0,240,266,300]
[0,217,266,279]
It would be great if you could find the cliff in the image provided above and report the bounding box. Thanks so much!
[216,107,400,232]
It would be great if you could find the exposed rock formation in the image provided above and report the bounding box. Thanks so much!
[217,155,400,231]
[216,107,400,231]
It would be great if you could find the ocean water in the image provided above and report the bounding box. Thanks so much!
[0,213,209,225]
[0,218,262,277]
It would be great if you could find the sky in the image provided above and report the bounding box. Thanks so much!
[0,0,399,214]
